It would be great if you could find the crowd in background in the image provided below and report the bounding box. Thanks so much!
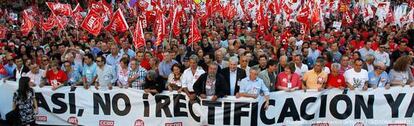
[0,0,414,125]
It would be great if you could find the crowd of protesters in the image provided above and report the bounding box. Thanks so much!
[1,0,414,125]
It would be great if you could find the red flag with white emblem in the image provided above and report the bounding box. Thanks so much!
[187,16,201,46]
[46,2,72,16]
[81,10,104,36]
[105,9,129,32]
[133,18,145,49]
[21,11,34,36]
[41,14,57,31]
[0,25,7,39]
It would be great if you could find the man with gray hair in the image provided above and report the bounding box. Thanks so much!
[237,67,270,110]
[367,62,390,89]
[362,54,375,72]
[327,63,346,89]
[182,55,205,98]
[193,63,227,101]
[221,56,247,96]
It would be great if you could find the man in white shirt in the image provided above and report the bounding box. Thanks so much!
[344,58,369,90]
[26,64,45,87]
[293,54,308,77]
[182,55,205,95]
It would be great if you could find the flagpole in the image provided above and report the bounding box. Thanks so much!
[191,16,194,51]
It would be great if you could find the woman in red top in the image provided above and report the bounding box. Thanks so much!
[276,62,302,92]
[327,63,346,89]
[45,61,67,90]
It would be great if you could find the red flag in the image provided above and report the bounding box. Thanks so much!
[311,3,320,26]
[46,2,72,16]
[72,3,83,28]
[342,10,353,26]
[187,16,201,46]
[21,11,34,36]
[133,18,145,49]
[269,0,281,15]
[56,16,69,30]
[90,1,112,17]
[154,14,166,47]
[0,25,7,39]
[105,9,129,32]
[296,3,310,24]
[223,2,237,21]
[172,7,181,37]
[81,10,104,36]
[41,14,57,31]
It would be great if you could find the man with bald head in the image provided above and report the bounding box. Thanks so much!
[221,57,247,96]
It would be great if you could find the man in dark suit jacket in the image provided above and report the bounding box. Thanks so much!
[8,57,30,81]
[193,63,227,101]
[221,57,246,96]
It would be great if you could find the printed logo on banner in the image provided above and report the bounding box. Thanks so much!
[99,120,114,126]
[134,119,144,126]
[354,122,364,126]
[165,122,183,126]
[67,116,78,125]
[36,116,47,122]
[388,124,407,126]
[311,123,329,126]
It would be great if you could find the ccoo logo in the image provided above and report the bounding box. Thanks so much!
[134,119,145,126]
[99,120,114,126]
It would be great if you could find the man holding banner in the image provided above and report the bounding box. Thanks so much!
[237,67,270,110]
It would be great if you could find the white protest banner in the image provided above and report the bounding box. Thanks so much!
[0,81,413,126]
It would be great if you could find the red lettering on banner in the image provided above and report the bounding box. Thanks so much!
[99,120,114,126]
[134,119,145,126]
[165,122,183,126]
[36,116,48,122]
[67,116,78,125]
[311,123,329,126]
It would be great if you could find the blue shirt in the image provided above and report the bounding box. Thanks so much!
[239,77,270,96]
[67,70,82,86]
[82,63,97,84]
[368,71,389,87]
[120,49,136,58]
[106,53,122,66]
[61,62,83,75]
[4,64,16,78]
[91,47,101,57]
[158,60,178,78]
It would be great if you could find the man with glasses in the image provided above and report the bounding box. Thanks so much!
[374,45,391,67]
[344,58,369,90]
[82,54,97,89]
[95,55,117,90]
[367,62,390,89]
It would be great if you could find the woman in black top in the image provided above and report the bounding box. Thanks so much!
[13,77,38,125]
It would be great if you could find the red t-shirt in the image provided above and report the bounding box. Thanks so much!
[46,70,68,86]
[327,74,346,88]
[349,40,365,50]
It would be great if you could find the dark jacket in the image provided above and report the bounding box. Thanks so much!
[143,76,165,95]
[193,73,227,98]
[220,67,246,95]
[11,65,30,81]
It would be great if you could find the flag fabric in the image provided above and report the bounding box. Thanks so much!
[311,2,321,26]
[41,14,57,31]
[81,10,104,36]
[21,11,34,36]
[342,10,353,26]
[105,9,129,32]
[187,16,201,46]
[0,25,7,39]
[172,7,181,37]
[72,3,83,28]
[46,2,72,16]
[133,18,145,49]
[56,16,69,30]
[154,14,166,47]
